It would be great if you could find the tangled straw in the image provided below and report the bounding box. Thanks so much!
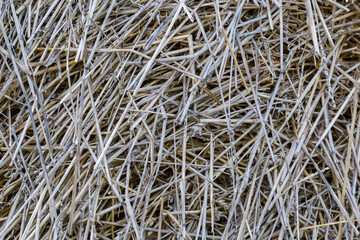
[1,0,360,239]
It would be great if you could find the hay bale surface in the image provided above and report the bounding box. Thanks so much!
[0,0,360,239]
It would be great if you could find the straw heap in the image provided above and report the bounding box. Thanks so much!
[1,0,360,239]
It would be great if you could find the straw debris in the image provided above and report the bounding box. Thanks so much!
[1,0,360,239]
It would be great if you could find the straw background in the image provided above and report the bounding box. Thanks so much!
[1,0,360,239]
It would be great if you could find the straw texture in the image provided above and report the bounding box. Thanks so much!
[1,0,360,239]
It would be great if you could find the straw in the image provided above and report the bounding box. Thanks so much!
[0,0,360,239]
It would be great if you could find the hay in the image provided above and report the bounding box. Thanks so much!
[0,0,360,239]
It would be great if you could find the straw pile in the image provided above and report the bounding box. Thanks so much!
[1,0,360,239]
